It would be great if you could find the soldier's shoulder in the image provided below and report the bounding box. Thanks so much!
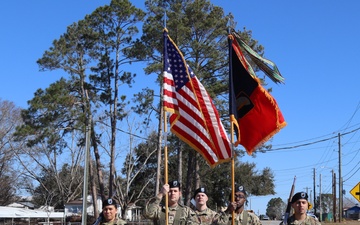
[116,218,127,225]
[306,215,320,225]
[176,203,186,208]
[247,211,257,216]
[247,211,260,219]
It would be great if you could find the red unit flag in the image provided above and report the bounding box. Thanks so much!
[229,37,286,155]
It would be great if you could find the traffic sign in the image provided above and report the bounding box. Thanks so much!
[349,182,360,202]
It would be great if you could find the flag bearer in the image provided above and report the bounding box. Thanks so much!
[145,180,197,225]
[224,185,262,225]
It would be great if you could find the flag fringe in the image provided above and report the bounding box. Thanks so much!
[172,128,232,168]
[245,78,287,155]
[230,114,241,147]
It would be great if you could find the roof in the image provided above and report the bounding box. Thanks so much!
[0,207,64,218]
[65,200,84,205]
[7,202,35,209]
[347,205,360,211]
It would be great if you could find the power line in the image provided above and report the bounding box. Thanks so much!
[343,161,360,182]
[265,126,360,152]
[340,100,360,131]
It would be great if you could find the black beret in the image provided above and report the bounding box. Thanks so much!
[235,185,247,195]
[169,180,181,189]
[193,187,207,198]
[103,198,117,208]
[291,192,308,203]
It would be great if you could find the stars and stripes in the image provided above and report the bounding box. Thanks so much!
[162,30,232,167]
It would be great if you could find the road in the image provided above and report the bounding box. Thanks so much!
[261,220,281,225]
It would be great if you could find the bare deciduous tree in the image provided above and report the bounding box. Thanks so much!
[0,99,22,204]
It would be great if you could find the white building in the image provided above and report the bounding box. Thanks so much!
[64,195,142,221]
[0,206,65,225]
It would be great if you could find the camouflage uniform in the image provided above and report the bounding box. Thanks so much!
[193,208,229,225]
[101,218,127,225]
[145,196,197,225]
[285,215,321,225]
[227,210,262,225]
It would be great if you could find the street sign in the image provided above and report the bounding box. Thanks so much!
[349,182,360,202]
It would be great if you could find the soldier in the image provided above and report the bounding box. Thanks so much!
[100,198,127,225]
[145,180,196,225]
[224,185,261,225]
[192,187,228,225]
[284,192,321,225]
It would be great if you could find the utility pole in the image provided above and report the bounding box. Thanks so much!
[319,173,322,222]
[333,171,336,222]
[81,92,92,225]
[304,186,312,209]
[313,168,317,215]
[81,115,91,225]
[338,133,343,222]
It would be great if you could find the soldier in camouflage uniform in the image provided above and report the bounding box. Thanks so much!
[100,198,127,225]
[145,180,196,225]
[224,185,262,225]
[283,192,321,225]
[191,187,229,225]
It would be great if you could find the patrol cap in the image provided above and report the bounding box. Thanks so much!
[291,192,308,203]
[193,187,207,198]
[235,185,247,196]
[229,185,247,201]
[103,198,117,208]
[169,180,181,189]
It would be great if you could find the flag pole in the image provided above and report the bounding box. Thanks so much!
[163,109,169,225]
[227,21,236,225]
[231,153,235,225]
[163,7,169,224]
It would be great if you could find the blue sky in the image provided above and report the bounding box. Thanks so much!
[1,0,359,215]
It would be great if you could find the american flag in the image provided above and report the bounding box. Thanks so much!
[162,30,232,167]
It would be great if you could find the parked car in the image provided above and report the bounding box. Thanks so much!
[261,215,270,220]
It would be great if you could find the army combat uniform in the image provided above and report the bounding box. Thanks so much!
[101,217,127,225]
[227,210,262,225]
[145,195,197,225]
[194,207,229,225]
[284,215,321,225]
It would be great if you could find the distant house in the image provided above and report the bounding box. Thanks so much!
[125,203,142,221]
[64,195,143,221]
[64,195,102,217]
[345,204,360,220]
[64,199,86,216]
